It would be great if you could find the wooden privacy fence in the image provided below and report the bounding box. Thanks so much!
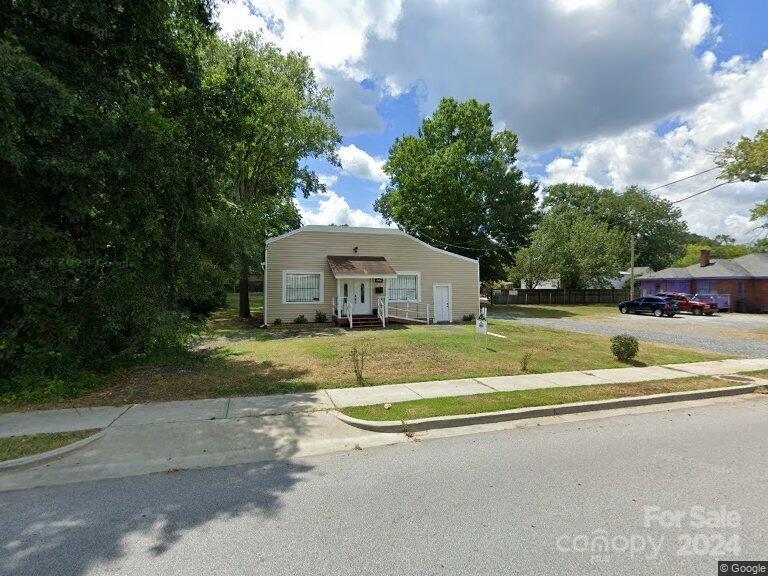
[491,288,630,305]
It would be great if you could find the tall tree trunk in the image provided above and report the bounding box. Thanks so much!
[239,252,251,318]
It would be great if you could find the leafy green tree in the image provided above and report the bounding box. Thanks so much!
[202,34,340,317]
[375,98,539,281]
[515,214,627,289]
[0,1,236,392]
[717,129,768,183]
[752,238,768,253]
[718,130,768,238]
[508,241,559,289]
[674,243,750,267]
[542,183,689,271]
[714,234,736,246]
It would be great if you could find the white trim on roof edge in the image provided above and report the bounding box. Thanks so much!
[266,225,478,264]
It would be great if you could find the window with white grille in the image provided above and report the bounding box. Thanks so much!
[388,274,419,302]
[284,272,322,303]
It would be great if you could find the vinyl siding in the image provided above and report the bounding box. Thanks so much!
[265,230,479,323]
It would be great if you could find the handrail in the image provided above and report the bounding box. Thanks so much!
[332,296,354,327]
[377,297,386,327]
[387,302,431,324]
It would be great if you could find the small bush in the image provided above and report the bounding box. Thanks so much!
[314,309,328,323]
[611,334,639,362]
[294,314,308,324]
[273,318,282,326]
[351,346,366,385]
[520,351,532,373]
[462,313,476,322]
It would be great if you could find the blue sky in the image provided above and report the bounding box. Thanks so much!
[219,0,768,241]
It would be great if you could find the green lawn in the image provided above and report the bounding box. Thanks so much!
[488,304,617,319]
[0,430,97,462]
[342,377,744,422]
[3,293,726,411]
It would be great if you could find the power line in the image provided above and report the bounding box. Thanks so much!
[647,166,719,191]
[410,168,730,248]
[410,229,494,252]
[670,181,729,204]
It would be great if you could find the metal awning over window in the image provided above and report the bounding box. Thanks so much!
[327,255,397,278]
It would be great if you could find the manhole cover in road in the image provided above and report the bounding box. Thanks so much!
[717,375,754,382]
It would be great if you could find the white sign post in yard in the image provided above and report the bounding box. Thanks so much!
[476,306,507,347]
[476,307,492,349]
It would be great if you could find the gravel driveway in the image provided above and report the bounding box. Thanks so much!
[489,310,768,358]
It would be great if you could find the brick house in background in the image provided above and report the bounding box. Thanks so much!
[639,249,768,312]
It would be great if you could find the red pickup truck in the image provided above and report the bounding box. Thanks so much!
[656,292,717,316]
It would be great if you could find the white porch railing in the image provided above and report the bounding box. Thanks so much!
[387,302,430,324]
[377,297,387,327]
[331,295,349,317]
[331,296,354,328]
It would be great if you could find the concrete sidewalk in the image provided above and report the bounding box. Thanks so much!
[2,358,768,438]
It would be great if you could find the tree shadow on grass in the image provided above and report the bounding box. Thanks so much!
[66,349,319,407]
[0,396,319,576]
[620,359,649,367]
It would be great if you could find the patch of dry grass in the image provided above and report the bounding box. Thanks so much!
[4,294,726,412]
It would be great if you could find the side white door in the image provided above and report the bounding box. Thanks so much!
[433,284,452,323]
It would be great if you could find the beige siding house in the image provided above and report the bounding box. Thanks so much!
[265,226,480,327]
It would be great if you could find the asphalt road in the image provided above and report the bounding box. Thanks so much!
[490,313,768,357]
[2,397,768,576]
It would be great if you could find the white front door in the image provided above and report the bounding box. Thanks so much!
[433,284,452,322]
[353,280,372,315]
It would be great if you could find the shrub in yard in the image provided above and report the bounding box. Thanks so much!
[314,310,328,323]
[294,314,308,324]
[520,351,532,373]
[462,313,476,322]
[611,334,639,362]
[351,346,366,385]
[273,318,282,326]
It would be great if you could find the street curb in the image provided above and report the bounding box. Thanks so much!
[335,383,767,433]
[0,429,106,472]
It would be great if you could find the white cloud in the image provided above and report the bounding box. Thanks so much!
[338,144,387,182]
[216,1,400,136]
[363,0,716,150]
[296,191,388,227]
[543,50,768,242]
[318,174,338,187]
[217,0,767,242]
[320,70,384,136]
[682,3,713,48]
[217,0,402,70]
[219,1,718,148]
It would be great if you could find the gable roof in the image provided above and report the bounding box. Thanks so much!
[643,252,768,280]
[266,225,478,264]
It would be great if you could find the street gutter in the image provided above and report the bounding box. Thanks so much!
[335,382,767,433]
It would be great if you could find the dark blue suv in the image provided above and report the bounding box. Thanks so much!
[618,296,678,317]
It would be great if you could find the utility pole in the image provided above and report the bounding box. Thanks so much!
[629,234,635,300]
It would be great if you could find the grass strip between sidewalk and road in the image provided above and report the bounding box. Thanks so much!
[0,430,98,462]
[340,377,750,422]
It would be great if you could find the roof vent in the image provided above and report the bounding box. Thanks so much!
[700,249,711,267]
